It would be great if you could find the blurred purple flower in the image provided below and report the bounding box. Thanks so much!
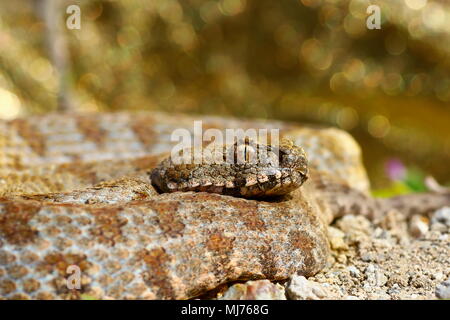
[385,158,406,181]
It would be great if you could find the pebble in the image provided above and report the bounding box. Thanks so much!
[410,275,428,289]
[409,215,429,238]
[219,280,286,300]
[431,272,444,281]
[435,280,450,299]
[365,264,388,287]
[387,284,401,295]
[373,227,385,238]
[336,254,347,264]
[328,226,348,251]
[336,215,372,236]
[432,207,450,227]
[286,275,332,300]
[361,252,377,262]
[347,266,360,278]
[430,222,447,233]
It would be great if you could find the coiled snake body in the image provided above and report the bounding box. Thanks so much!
[0,112,448,299]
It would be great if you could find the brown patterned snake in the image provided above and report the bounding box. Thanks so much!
[0,112,449,300]
[150,137,309,198]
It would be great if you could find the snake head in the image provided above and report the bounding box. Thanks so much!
[279,138,309,178]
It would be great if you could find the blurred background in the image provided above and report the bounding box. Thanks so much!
[0,0,449,192]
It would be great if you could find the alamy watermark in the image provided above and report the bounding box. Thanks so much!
[367,5,381,30]
[66,4,81,30]
[66,265,81,290]
[169,121,280,166]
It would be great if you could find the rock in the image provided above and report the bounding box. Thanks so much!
[286,275,332,300]
[219,280,286,300]
[435,280,450,299]
[328,226,348,251]
[336,215,372,238]
[387,284,401,295]
[285,127,370,194]
[302,217,450,300]
[430,222,448,233]
[409,215,429,238]
[367,291,391,300]
[410,275,429,289]
[347,266,361,278]
[431,207,450,227]
[378,209,409,242]
[361,252,377,262]
[336,254,347,264]
[365,264,388,287]
[0,190,330,300]
[387,273,409,287]
[0,112,376,299]
[431,272,444,281]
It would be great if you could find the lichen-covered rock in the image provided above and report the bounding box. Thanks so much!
[0,188,329,300]
[284,127,370,194]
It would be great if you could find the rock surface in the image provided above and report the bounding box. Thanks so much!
[0,188,329,300]
[1,112,370,299]
[1,112,448,300]
[218,207,450,301]
[306,212,450,300]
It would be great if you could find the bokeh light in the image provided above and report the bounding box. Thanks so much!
[0,87,23,119]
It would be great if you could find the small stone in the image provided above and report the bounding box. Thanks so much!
[409,215,429,238]
[432,207,450,227]
[373,227,384,238]
[347,266,360,278]
[410,275,428,289]
[365,264,388,287]
[336,254,347,264]
[367,291,391,300]
[286,275,332,300]
[328,226,348,251]
[387,274,409,287]
[387,284,401,295]
[435,280,450,299]
[431,272,444,281]
[361,252,377,262]
[366,264,375,273]
[430,222,447,233]
[219,280,286,300]
[336,215,372,237]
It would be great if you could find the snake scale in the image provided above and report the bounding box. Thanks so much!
[0,112,449,299]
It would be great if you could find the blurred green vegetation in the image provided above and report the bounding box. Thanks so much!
[80,294,97,300]
[372,165,427,197]
[0,0,449,190]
